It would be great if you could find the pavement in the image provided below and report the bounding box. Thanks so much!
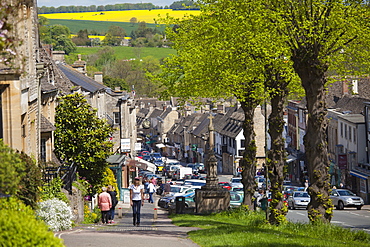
[57,194,200,247]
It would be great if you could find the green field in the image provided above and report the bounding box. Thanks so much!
[48,19,166,35]
[72,46,176,61]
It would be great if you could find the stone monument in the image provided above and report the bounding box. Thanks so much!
[195,114,230,214]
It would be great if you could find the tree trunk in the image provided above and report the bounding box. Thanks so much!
[240,100,258,208]
[267,84,288,225]
[292,56,333,223]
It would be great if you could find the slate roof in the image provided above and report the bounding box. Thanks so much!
[215,107,244,138]
[148,108,163,119]
[332,96,369,114]
[40,115,56,132]
[192,114,210,138]
[57,64,106,93]
[338,114,365,124]
[39,47,74,95]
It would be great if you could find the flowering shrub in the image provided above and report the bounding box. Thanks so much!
[82,204,101,224]
[37,198,73,231]
[0,197,64,246]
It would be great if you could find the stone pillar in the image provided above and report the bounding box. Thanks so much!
[195,113,230,214]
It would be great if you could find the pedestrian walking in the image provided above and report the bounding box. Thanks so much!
[107,185,118,224]
[98,187,112,224]
[148,180,156,203]
[164,181,172,195]
[129,177,144,226]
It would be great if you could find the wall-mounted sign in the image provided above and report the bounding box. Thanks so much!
[338,154,347,170]
[121,138,130,153]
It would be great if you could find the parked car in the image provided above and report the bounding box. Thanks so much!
[151,152,162,162]
[194,163,205,173]
[330,189,364,210]
[186,163,199,174]
[144,173,159,180]
[229,191,244,208]
[167,192,197,209]
[143,155,152,162]
[255,176,265,189]
[219,182,232,190]
[230,177,242,187]
[183,179,206,187]
[287,191,310,210]
[167,185,198,197]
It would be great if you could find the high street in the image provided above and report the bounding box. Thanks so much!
[287,206,370,233]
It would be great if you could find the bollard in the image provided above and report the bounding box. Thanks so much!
[118,207,123,218]
[153,207,158,220]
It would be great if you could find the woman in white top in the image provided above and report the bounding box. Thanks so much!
[129,177,144,226]
[147,179,157,203]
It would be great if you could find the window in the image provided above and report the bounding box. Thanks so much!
[113,112,120,125]
[240,139,245,147]
[348,126,352,141]
[344,124,347,139]
[340,122,343,137]
[353,128,356,143]
[41,139,46,162]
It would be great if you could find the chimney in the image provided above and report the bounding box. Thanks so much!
[342,81,349,95]
[94,72,103,84]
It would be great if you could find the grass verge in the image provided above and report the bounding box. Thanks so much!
[169,208,370,247]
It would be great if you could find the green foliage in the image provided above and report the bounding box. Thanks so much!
[102,25,127,46]
[87,46,117,70]
[72,46,176,61]
[46,19,166,37]
[170,0,199,10]
[72,29,91,46]
[40,177,69,203]
[82,204,101,224]
[99,167,119,198]
[17,152,43,210]
[0,197,64,247]
[130,21,165,47]
[103,75,129,91]
[39,21,76,54]
[0,140,25,196]
[54,93,114,193]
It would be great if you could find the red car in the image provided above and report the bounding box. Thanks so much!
[218,182,232,190]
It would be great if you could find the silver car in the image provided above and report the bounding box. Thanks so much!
[330,189,364,210]
[288,191,310,210]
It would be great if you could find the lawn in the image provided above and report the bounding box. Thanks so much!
[170,209,370,247]
[40,9,200,24]
[71,46,176,61]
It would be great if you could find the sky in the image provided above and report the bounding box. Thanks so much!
[37,0,175,8]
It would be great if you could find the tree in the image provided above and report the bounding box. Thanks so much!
[0,140,25,196]
[72,29,90,46]
[54,93,114,193]
[156,1,268,208]
[267,0,370,223]
[38,23,76,54]
[102,25,126,46]
[130,17,138,26]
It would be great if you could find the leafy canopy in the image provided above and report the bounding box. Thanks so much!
[54,93,114,192]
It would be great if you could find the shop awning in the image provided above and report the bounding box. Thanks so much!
[127,157,156,173]
[106,154,126,169]
[156,143,165,149]
[350,170,369,180]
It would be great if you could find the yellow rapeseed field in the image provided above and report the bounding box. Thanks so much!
[39,9,200,24]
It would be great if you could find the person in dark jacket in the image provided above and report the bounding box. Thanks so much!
[107,185,118,224]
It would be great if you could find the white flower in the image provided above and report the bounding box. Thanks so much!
[37,198,73,232]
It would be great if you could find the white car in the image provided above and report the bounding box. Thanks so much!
[166,185,198,196]
[230,177,242,187]
[288,191,310,210]
[330,189,364,210]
